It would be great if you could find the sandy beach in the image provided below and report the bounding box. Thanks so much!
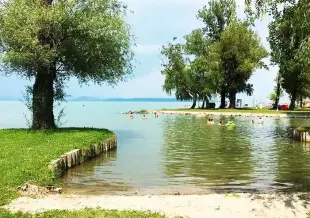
[4,193,310,218]
[157,110,310,118]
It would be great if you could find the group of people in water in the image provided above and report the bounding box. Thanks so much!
[129,111,158,120]
[207,117,264,126]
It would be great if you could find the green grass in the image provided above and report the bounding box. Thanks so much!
[160,107,310,115]
[297,127,310,132]
[0,209,167,218]
[0,128,113,206]
[137,109,149,114]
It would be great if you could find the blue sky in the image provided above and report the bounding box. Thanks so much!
[0,0,282,104]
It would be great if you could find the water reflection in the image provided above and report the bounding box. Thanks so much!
[162,116,253,187]
[62,115,310,194]
[274,118,310,190]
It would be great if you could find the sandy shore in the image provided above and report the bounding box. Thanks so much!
[158,110,310,118]
[4,193,310,218]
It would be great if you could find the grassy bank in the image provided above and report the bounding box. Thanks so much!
[0,209,167,218]
[161,108,310,115]
[0,128,113,206]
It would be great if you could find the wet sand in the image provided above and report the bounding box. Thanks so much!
[4,193,310,218]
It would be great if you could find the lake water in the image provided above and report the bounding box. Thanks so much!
[1,101,310,194]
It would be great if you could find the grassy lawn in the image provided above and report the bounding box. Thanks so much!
[0,209,167,218]
[0,128,113,206]
[160,107,310,115]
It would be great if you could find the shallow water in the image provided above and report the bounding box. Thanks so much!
[1,101,310,194]
[62,112,310,194]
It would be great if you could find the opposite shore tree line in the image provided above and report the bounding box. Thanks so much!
[160,0,310,110]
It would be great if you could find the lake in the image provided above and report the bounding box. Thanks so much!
[1,101,310,194]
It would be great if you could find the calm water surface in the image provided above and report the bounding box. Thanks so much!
[1,101,310,194]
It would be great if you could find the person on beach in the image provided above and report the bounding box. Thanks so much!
[142,115,147,120]
[218,121,225,126]
[251,120,254,124]
[258,117,263,124]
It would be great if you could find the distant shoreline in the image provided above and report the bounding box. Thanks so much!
[157,109,310,118]
[0,98,193,102]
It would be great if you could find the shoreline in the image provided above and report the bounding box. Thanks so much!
[4,192,310,218]
[157,110,310,118]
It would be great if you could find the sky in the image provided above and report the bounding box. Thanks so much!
[0,0,283,104]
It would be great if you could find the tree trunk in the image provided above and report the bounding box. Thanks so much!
[219,91,226,108]
[228,91,236,109]
[289,92,297,110]
[300,95,303,108]
[32,66,56,129]
[205,96,210,108]
[190,95,197,109]
[201,98,206,109]
[273,74,281,110]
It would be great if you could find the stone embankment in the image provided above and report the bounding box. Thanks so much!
[49,135,117,177]
[293,128,310,142]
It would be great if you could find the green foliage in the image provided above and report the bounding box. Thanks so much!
[0,0,134,128]
[208,21,267,107]
[161,0,266,109]
[0,128,113,206]
[161,43,193,101]
[297,127,310,132]
[267,0,310,109]
[0,209,167,218]
[197,0,237,42]
[0,0,134,83]
[137,109,149,114]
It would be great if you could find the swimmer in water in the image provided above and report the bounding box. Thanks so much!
[258,117,263,124]
[154,112,159,118]
[142,114,147,120]
[218,121,225,126]
[207,118,214,124]
[129,112,134,119]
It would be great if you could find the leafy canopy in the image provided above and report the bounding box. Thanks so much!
[0,0,134,85]
[209,21,268,95]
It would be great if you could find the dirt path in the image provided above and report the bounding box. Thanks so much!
[4,193,310,218]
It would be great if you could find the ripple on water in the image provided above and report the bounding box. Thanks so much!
[62,116,310,194]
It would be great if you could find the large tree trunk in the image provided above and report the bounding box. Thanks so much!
[219,91,226,108]
[204,96,210,108]
[289,92,297,110]
[32,66,56,129]
[228,91,236,109]
[201,98,206,109]
[190,95,197,109]
[273,74,281,110]
[273,95,280,110]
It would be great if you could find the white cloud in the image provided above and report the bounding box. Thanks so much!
[134,44,161,55]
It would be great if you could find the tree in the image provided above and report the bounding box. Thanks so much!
[245,0,310,110]
[209,21,267,108]
[267,0,310,109]
[269,72,283,109]
[161,43,195,108]
[0,0,133,129]
[197,0,237,108]
[161,41,211,109]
